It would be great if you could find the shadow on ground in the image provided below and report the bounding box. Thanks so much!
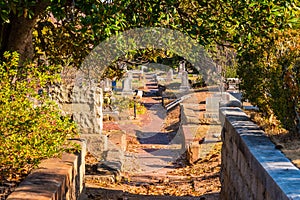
[135,130,170,145]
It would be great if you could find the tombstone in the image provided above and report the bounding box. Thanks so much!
[204,96,221,119]
[205,96,220,112]
[141,65,147,74]
[178,61,186,75]
[167,68,173,82]
[139,66,147,88]
[122,72,133,95]
[127,71,133,80]
[180,71,190,92]
[103,78,112,92]
[153,74,158,83]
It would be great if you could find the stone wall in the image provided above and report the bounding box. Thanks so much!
[51,84,103,135]
[220,107,300,200]
[51,83,107,158]
[7,140,86,200]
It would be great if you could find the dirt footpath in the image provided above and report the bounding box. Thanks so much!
[83,89,221,200]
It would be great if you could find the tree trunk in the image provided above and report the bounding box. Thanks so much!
[6,16,36,62]
[295,105,300,134]
[0,2,49,63]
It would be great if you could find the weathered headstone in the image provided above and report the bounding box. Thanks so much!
[51,78,108,158]
[179,61,186,72]
[127,71,133,80]
[141,65,147,74]
[103,78,112,92]
[167,68,173,82]
[122,72,133,95]
[204,96,221,119]
[205,96,220,112]
[180,71,190,92]
[152,74,158,85]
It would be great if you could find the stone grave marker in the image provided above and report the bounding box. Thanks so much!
[178,61,186,78]
[122,72,133,95]
[204,96,221,119]
[180,71,190,92]
[127,71,133,79]
[167,68,173,82]
[103,78,112,92]
[179,61,186,72]
[141,65,147,74]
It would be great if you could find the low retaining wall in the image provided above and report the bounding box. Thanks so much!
[220,107,300,200]
[179,101,202,164]
[179,93,221,164]
[7,140,86,200]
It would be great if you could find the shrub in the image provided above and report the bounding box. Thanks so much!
[0,52,79,181]
[238,29,300,134]
[110,95,146,115]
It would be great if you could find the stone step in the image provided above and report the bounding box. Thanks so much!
[102,149,124,172]
[124,174,203,185]
[85,174,116,184]
[85,162,122,185]
[128,144,182,150]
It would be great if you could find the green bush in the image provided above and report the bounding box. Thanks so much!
[110,96,146,115]
[0,52,78,180]
[238,29,300,134]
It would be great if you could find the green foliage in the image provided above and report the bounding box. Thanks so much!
[4,0,296,78]
[0,52,79,180]
[2,0,300,134]
[109,95,146,115]
[238,29,300,133]
[2,0,300,66]
[129,99,147,115]
[0,1,38,22]
[223,65,237,78]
